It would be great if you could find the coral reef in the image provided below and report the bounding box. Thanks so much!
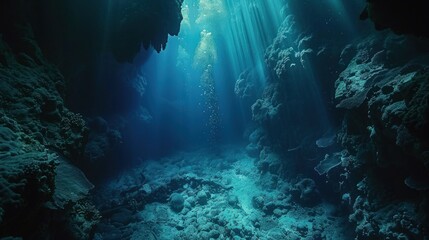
[2,0,428,239]
[331,32,429,239]
[250,0,361,181]
[64,199,101,240]
[247,1,429,239]
[0,27,97,238]
[251,83,283,124]
[234,69,262,106]
[0,27,88,161]
[0,125,57,237]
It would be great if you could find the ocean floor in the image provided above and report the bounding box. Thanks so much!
[93,146,353,240]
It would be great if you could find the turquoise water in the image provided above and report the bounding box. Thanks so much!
[125,0,366,157]
[138,0,285,149]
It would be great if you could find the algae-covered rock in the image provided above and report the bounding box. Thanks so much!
[0,125,57,236]
[332,32,429,239]
[0,26,95,239]
[0,29,88,161]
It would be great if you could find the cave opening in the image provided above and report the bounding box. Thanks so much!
[1,0,429,239]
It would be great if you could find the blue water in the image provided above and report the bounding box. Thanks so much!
[137,0,285,150]
[65,0,368,176]
[68,0,279,161]
[3,0,429,239]
[73,0,427,239]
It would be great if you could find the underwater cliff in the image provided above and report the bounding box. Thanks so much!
[1,0,428,239]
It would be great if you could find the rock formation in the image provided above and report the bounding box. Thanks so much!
[333,32,429,239]
[247,1,429,239]
[0,0,185,237]
[0,0,184,74]
[0,26,99,239]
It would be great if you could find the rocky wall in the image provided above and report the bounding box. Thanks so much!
[0,26,98,239]
[0,0,184,75]
[333,33,429,239]
[246,0,365,178]
[245,1,429,239]
[0,0,185,237]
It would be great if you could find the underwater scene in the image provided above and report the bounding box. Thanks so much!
[1,0,429,239]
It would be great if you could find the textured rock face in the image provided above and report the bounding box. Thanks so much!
[250,0,362,178]
[0,27,97,239]
[105,0,184,61]
[335,33,429,168]
[247,1,429,239]
[84,117,122,172]
[333,32,429,239]
[234,69,262,109]
[360,0,429,38]
[0,26,88,161]
[0,0,184,72]
[0,126,57,236]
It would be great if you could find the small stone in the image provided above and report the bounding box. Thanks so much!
[252,195,265,209]
[187,196,196,207]
[209,230,220,238]
[273,208,283,217]
[227,195,239,207]
[170,193,184,212]
[197,190,209,205]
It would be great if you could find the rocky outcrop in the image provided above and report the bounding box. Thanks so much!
[234,69,262,109]
[247,1,429,238]
[105,0,185,61]
[0,25,88,161]
[0,26,97,239]
[0,0,184,73]
[84,117,122,166]
[332,32,429,239]
[249,0,362,178]
[0,125,57,237]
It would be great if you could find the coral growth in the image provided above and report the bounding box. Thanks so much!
[332,32,429,239]
[0,27,97,239]
[247,1,429,239]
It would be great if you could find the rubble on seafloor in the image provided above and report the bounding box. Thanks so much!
[93,146,352,240]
